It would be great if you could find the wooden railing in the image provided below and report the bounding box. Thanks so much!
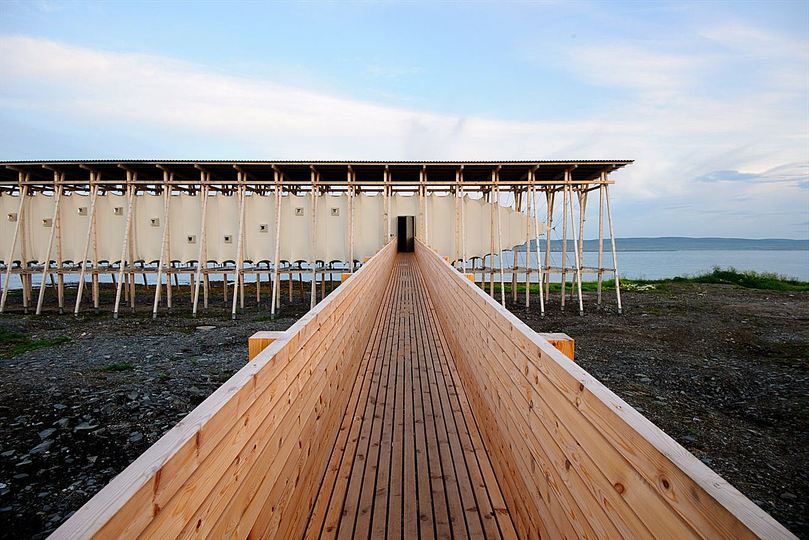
[52,241,396,539]
[414,239,793,539]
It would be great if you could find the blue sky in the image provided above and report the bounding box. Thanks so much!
[0,0,807,238]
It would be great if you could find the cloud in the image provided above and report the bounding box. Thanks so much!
[0,33,806,237]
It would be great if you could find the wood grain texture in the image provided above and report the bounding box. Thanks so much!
[414,238,795,540]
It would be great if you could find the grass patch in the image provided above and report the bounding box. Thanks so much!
[489,267,808,295]
[0,328,71,358]
[157,371,170,383]
[98,362,134,372]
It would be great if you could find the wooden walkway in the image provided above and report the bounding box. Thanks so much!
[303,254,517,539]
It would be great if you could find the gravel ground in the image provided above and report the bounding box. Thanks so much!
[0,280,807,538]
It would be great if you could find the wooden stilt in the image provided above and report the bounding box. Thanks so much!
[561,177,570,311]
[460,166,467,273]
[569,184,584,316]
[232,172,246,319]
[488,185,495,296]
[192,173,209,317]
[271,169,282,316]
[1,179,28,313]
[495,168,505,306]
[348,167,355,273]
[113,172,136,319]
[544,189,555,302]
[605,183,623,314]
[152,171,172,318]
[525,181,532,308]
[597,175,605,306]
[310,168,318,309]
[36,178,62,314]
[533,177,546,317]
[54,173,64,313]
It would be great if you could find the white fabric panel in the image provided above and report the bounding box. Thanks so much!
[281,195,311,262]
[131,194,165,263]
[317,195,349,262]
[0,192,540,266]
[353,195,384,260]
[0,195,23,264]
[22,195,56,262]
[204,195,239,262]
[243,194,276,263]
[94,195,128,262]
[60,194,91,263]
[169,194,202,262]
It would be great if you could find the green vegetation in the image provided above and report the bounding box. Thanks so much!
[493,267,809,295]
[0,328,70,358]
[157,371,170,383]
[98,361,134,372]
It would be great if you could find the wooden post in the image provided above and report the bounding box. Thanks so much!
[605,183,623,314]
[271,169,282,317]
[232,171,246,319]
[488,180,495,296]
[74,174,98,315]
[309,167,317,309]
[127,173,137,313]
[534,178,546,317]
[560,173,570,311]
[348,166,355,273]
[36,177,62,314]
[597,173,605,306]
[525,181,532,308]
[113,172,136,319]
[544,189,554,301]
[0,179,28,313]
[460,166,467,273]
[569,183,584,316]
[152,171,172,318]
[91,173,100,311]
[54,172,64,313]
[383,165,390,245]
[192,172,209,317]
[495,167,505,306]
[454,168,460,268]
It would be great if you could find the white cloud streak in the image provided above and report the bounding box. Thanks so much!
[0,33,806,237]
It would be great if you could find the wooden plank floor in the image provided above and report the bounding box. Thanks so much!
[303,254,517,539]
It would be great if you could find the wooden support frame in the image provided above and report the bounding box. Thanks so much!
[152,170,173,318]
[271,168,282,316]
[35,173,62,315]
[192,171,209,317]
[113,171,136,319]
[0,176,28,313]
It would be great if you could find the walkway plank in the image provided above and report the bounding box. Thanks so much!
[305,254,516,538]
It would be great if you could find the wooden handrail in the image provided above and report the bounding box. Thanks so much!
[414,238,794,539]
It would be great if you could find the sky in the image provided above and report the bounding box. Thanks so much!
[0,0,807,239]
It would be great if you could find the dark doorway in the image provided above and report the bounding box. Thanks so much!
[397,216,415,252]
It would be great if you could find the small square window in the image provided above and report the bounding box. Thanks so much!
[113,207,124,216]
[42,218,53,227]
[187,235,196,244]
[295,207,304,216]
[150,218,160,227]
[259,224,268,233]
[77,207,88,216]
[330,208,340,217]
[7,213,17,222]
[224,235,233,244]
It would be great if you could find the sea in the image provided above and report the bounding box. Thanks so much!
[1,238,807,289]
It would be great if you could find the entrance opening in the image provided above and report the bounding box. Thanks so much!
[397,215,415,252]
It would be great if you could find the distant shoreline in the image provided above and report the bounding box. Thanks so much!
[518,237,809,252]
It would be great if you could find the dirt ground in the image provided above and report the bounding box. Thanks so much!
[0,280,807,538]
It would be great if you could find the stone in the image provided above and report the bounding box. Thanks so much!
[52,404,67,411]
[129,432,143,444]
[54,418,70,429]
[780,492,797,501]
[0,450,15,458]
[73,421,99,433]
[29,440,53,455]
[681,435,696,445]
[126,391,139,401]
[639,377,652,384]
[196,325,216,332]
[38,428,56,440]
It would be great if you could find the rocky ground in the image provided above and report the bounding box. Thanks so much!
[0,279,807,538]
[510,282,809,537]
